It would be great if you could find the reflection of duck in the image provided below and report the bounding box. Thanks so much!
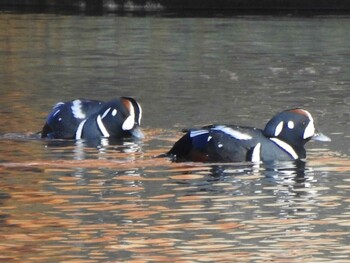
[42,134,143,160]
[167,109,331,163]
[209,160,321,219]
[41,97,143,140]
[209,159,306,179]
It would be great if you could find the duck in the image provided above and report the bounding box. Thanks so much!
[41,97,143,140]
[167,108,330,162]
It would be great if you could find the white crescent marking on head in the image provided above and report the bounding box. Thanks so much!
[303,120,315,139]
[297,109,315,139]
[275,121,284,136]
[122,115,134,131]
[122,100,136,131]
[303,118,316,139]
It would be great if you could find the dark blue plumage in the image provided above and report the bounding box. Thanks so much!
[41,99,103,139]
[41,97,143,140]
[167,109,330,163]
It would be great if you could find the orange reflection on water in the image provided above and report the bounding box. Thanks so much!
[0,140,350,262]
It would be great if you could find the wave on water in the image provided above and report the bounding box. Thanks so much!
[0,132,41,141]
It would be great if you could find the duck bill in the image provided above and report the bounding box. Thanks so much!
[312,132,331,142]
[130,126,145,139]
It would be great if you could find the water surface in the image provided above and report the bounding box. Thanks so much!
[0,12,350,262]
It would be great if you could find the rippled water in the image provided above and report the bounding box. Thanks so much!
[0,11,350,262]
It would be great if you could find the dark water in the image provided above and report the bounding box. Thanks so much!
[0,12,350,262]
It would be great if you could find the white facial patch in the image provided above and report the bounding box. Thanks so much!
[71,100,86,119]
[295,109,315,139]
[303,120,315,139]
[122,115,134,131]
[251,143,261,162]
[275,121,284,136]
[288,121,294,129]
[213,126,252,140]
[112,109,117,116]
[122,100,136,131]
[97,115,110,137]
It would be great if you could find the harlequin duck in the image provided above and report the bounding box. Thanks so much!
[41,97,143,140]
[167,108,330,163]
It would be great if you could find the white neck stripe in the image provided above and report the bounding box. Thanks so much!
[75,119,87,140]
[97,115,110,137]
[251,143,261,162]
[270,138,298,159]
